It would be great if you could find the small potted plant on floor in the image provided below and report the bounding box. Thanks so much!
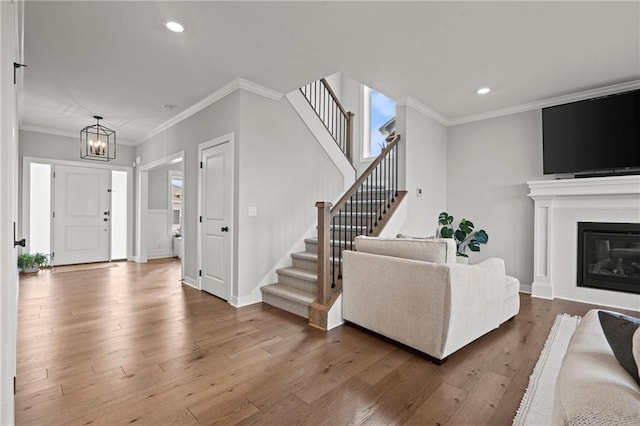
[18,252,50,274]
[438,212,489,262]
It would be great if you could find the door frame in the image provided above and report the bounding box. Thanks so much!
[21,156,134,261]
[198,133,235,299]
[0,1,21,422]
[135,151,185,278]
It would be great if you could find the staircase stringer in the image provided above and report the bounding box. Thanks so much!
[286,90,356,192]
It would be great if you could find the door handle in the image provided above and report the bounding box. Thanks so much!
[221,226,229,232]
[13,222,26,247]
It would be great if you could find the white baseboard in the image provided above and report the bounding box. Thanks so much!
[182,276,198,289]
[327,294,344,330]
[519,283,532,294]
[147,249,174,260]
[230,290,263,308]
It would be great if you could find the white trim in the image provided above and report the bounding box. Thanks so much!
[361,85,372,160]
[197,133,235,303]
[449,79,640,126]
[137,78,282,145]
[167,170,183,236]
[135,150,185,283]
[285,90,355,191]
[23,155,132,172]
[21,156,134,262]
[401,96,450,126]
[230,292,263,308]
[0,3,19,422]
[182,276,198,290]
[398,80,640,127]
[20,125,136,146]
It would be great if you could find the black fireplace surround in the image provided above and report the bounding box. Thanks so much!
[577,222,640,295]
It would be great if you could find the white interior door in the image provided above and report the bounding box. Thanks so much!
[1,1,21,422]
[53,165,110,265]
[200,141,232,300]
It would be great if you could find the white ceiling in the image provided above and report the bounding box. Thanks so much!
[21,1,640,145]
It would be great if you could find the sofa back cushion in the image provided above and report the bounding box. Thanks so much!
[354,236,456,264]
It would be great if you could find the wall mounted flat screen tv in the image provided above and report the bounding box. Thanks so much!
[542,89,640,175]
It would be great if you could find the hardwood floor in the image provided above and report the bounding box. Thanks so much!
[15,259,638,425]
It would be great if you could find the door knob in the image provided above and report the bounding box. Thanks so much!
[221,226,229,232]
[13,222,26,247]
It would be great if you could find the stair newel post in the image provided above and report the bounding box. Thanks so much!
[316,201,332,305]
[346,112,354,163]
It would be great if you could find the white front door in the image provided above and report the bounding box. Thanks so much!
[53,165,111,265]
[200,141,232,300]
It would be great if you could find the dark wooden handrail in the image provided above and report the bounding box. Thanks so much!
[329,134,400,218]
[320,78,349,117]
[300,78,354,163]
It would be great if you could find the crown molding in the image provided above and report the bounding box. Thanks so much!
[20,125,136,146]
[136,77,283,145]
[400,97,451,126]
[448,79,640,126]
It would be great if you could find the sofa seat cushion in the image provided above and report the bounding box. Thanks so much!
[552,309,640,425]
[354,236,456,264]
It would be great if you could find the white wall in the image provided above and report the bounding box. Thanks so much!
[146,210,173,259]
[147,162,182,210]
[136,88,344,303]
[447,110,544,285]
[148,167,167,210]
[136,91,240,285]
[397,105,448,236]
[339,74,366,175]
[236,90,343,304]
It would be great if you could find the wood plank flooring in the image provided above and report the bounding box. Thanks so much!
[15,258,639,425]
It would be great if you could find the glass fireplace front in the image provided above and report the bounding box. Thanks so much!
[577,222,640,294]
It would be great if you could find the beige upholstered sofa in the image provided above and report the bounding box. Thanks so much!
[342,236,520,363]
[552,309,640,424]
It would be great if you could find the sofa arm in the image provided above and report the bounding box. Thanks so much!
[342,250,451,359]
[442,258,505,357]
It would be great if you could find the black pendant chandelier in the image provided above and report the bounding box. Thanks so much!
[80,115,116,161]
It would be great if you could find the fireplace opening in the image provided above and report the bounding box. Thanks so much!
[577,222,640,294]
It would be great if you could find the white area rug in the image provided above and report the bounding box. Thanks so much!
[513,313,581,426]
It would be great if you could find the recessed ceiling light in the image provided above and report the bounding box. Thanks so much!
[477,87,491,95]
[164,21,184,33]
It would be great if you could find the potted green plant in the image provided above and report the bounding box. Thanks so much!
[18,252,50,274]
[438,212,489,259]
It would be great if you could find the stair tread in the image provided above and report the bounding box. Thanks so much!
[276,267,317,281]
[261,283,316,304]
[291,252,317,261]
[290,251,342,263]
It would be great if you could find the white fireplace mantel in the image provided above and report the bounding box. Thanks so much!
[527,176,640,311]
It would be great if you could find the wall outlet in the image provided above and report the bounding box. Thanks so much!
[416,187,423,196]
[248,206,258,217]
